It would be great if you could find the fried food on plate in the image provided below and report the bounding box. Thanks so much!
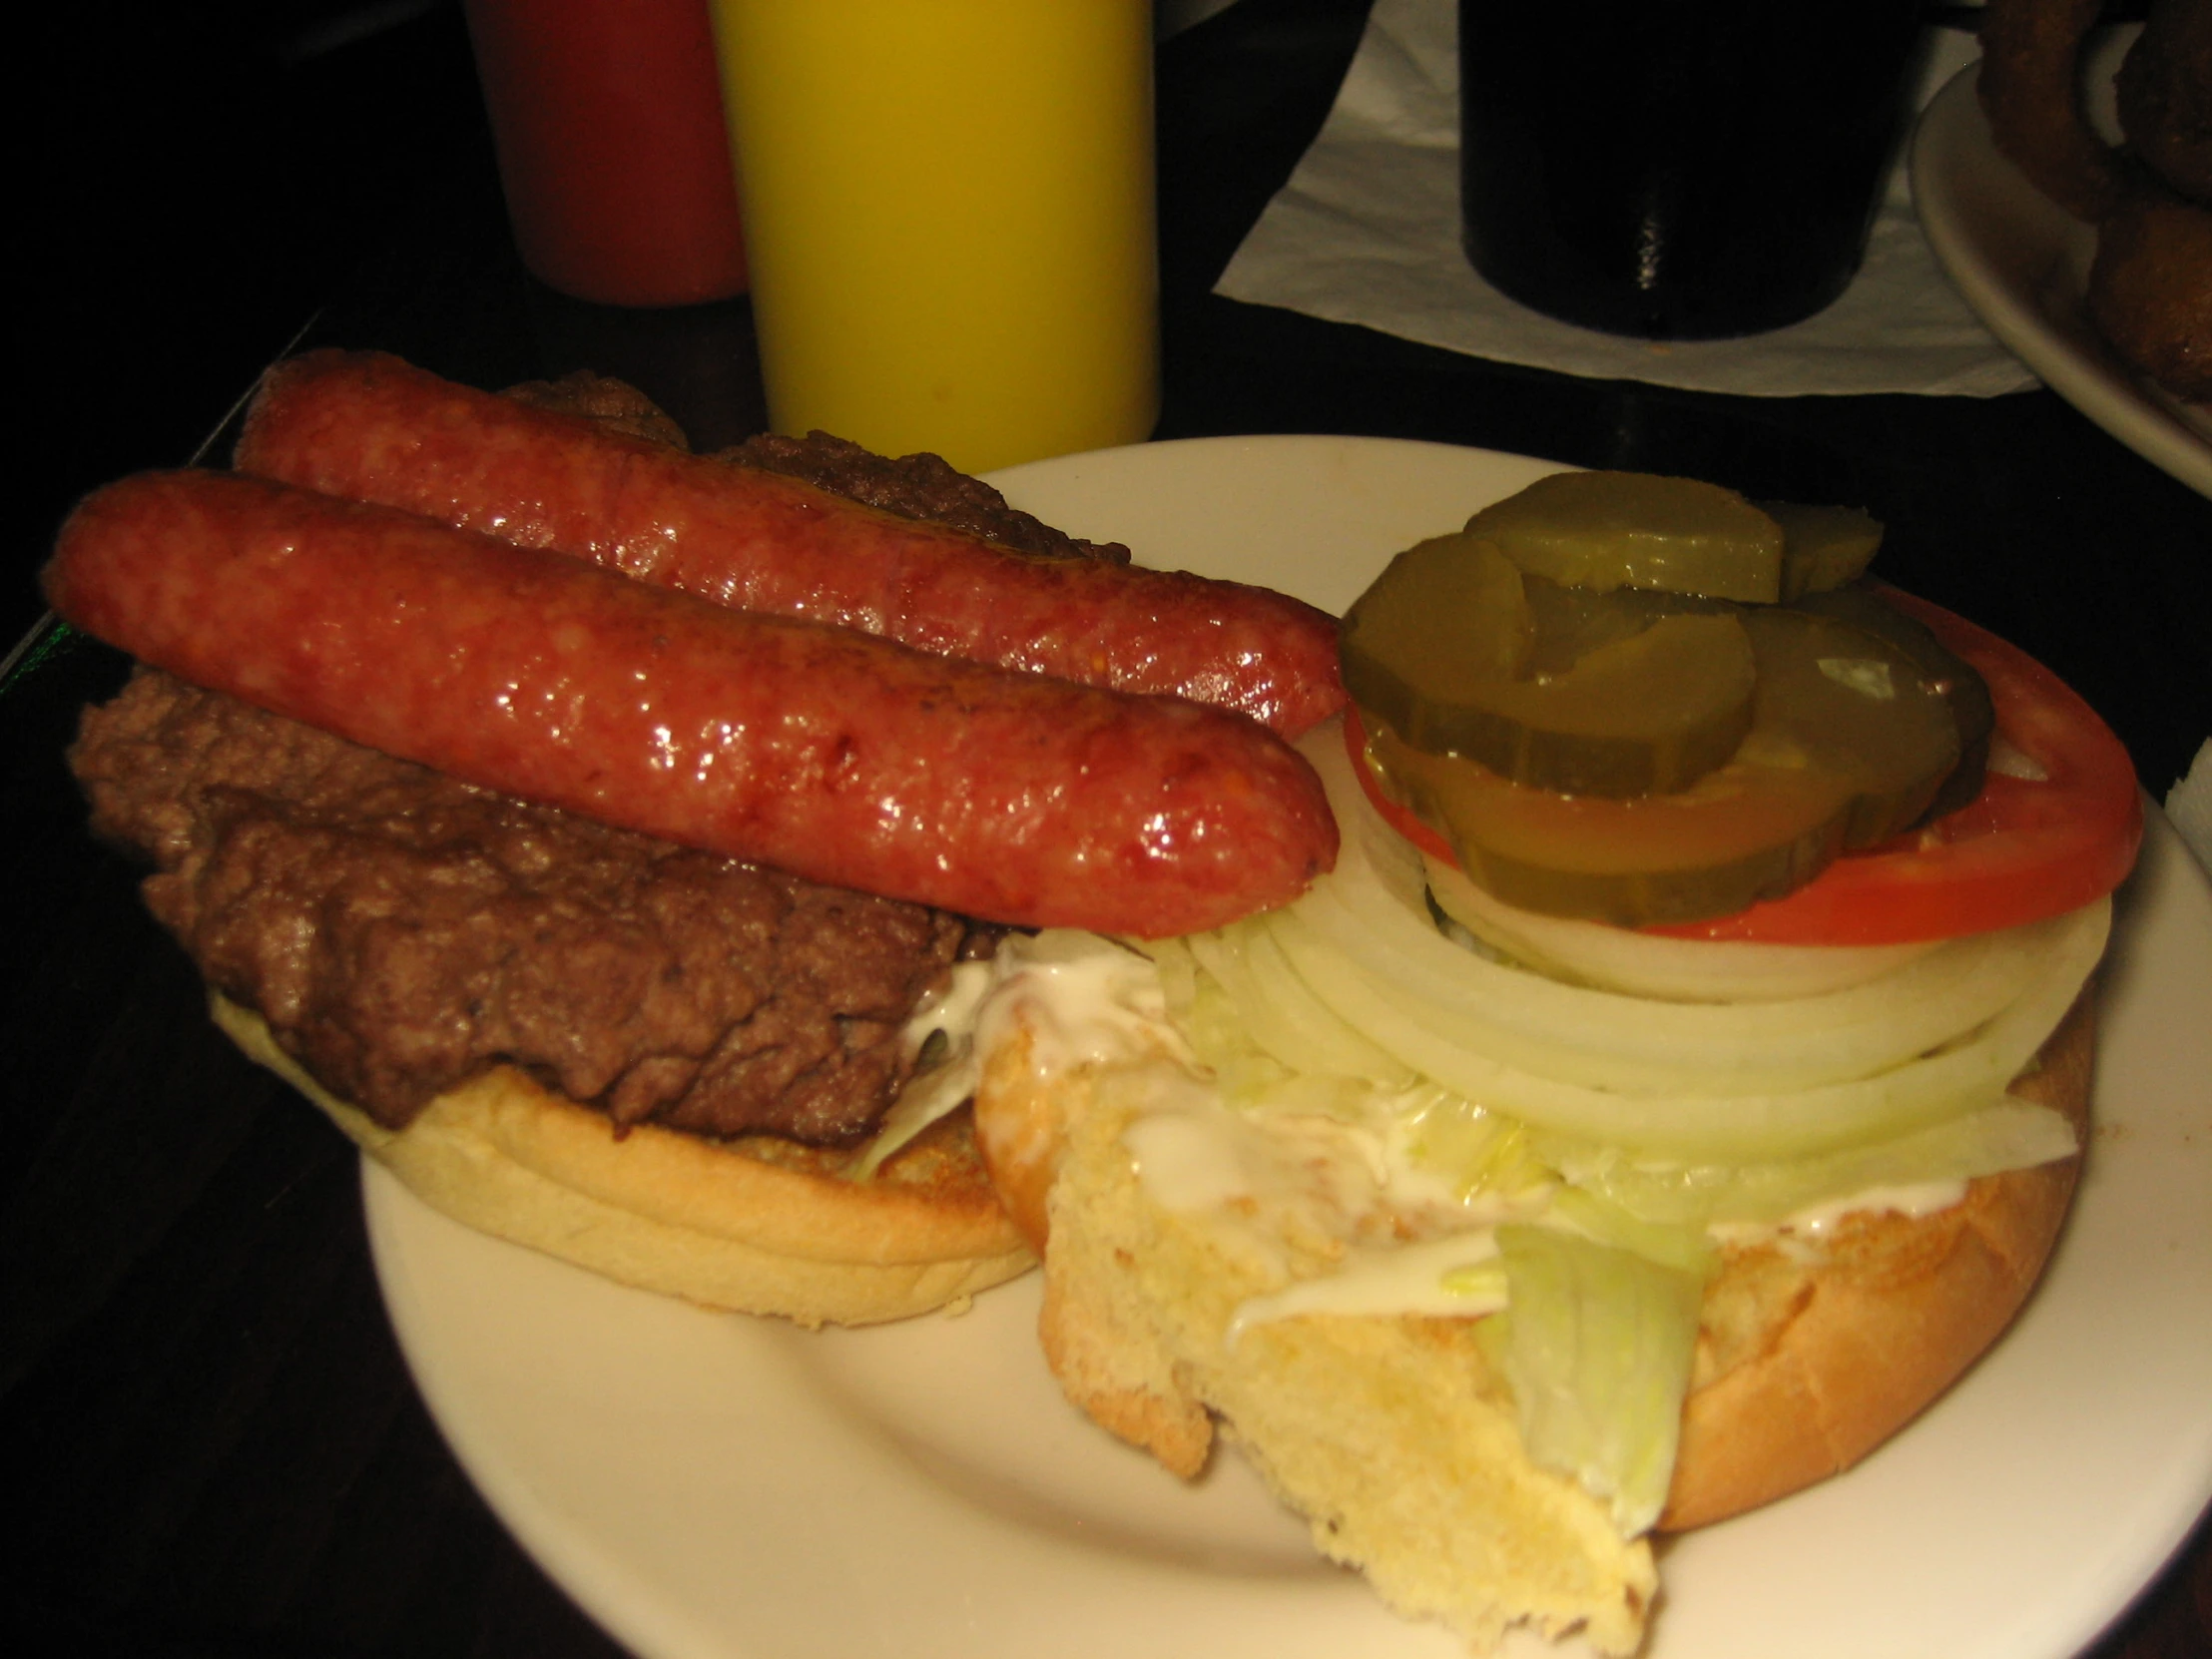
[2117,0,2212,203]
[1980,0,2132,220]
[1978,0,2212,404]
[2088,191,2212,399]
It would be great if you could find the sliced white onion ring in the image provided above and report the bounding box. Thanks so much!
[1421,853,1939,1003]
[1263,897,2105,1159]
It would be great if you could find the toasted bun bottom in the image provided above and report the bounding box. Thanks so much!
[214,995,1033,1326]
[973,990,2095,1654]
[1665,984,2093,1528]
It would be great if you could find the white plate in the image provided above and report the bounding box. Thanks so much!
[365,435,2212,1659]
[1912,30,2212,498]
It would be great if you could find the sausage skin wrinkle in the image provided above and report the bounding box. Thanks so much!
[234,350,1347,738]
[45,472,1339,938]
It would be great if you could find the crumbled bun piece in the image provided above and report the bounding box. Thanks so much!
[979,1029,1655,1657]
[219,995,1031,1327]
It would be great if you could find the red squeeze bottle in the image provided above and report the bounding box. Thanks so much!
[463,0,748,306]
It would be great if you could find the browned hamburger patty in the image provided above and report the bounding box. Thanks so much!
[64,397,1125,1154]
[72,667,981,1144]
[723,429,1133,563]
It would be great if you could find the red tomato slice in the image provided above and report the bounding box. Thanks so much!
[1348,588,2141,945]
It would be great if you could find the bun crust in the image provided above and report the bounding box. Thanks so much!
[1664,984,2093,1527]
[216,995,1032,1326]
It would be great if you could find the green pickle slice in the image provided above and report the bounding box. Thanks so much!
[1788,585,1993,823]
[1741,607,1959,846]
[1363,607,1962,927]
[1763,501,1885,600]
[1519,577,1741,672]
[1342,536,1757,797]
[1462,471,1787,603]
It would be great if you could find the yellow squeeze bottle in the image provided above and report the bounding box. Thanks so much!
[711,0,1159,474]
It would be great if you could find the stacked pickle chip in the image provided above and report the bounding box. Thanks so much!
[1341,473,1995,928]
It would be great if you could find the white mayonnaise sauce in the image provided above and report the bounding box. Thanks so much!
[903,955,997,1055]
[974,928,1187,1073]
[1708,1178,1968,1250]
[854,929,1182,1176]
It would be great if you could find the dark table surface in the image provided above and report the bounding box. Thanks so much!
[7,2,2209,1655]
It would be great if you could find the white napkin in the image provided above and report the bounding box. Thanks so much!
[2167,740,2212,878]
[1216,0,2037,397]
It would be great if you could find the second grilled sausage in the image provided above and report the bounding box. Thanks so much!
[235,350,1348,738]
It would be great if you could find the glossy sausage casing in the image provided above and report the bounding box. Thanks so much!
[45,471,1338,937]
[234,350,1347,737]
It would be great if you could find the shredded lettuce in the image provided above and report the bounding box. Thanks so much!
[1527,1100,2076,1231]
[1477,1226,1708,1538]
[1547,1186,1718,1278]
[1397,1089,1555,1202]
[1229,1236,1510,1342]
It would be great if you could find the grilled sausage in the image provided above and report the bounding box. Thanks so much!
[235,350,1347,737]
[45,471,1338,937]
